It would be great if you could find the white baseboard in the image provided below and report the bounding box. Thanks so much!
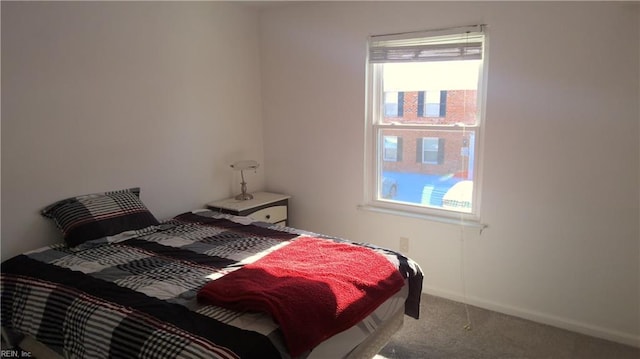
[422,286,640,348]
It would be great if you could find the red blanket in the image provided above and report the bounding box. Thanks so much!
[197,236,405,357]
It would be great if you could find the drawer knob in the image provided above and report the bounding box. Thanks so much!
[266,214,271,219]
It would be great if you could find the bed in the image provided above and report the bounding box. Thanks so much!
[1,188,423,358]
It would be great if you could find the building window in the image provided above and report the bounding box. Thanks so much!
[383,136,402,162]
[418,91,447,117]
[366,25,486,218]
[420,137,444,164]
[384,91,404,117]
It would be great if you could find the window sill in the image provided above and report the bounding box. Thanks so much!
[357,204,488,231]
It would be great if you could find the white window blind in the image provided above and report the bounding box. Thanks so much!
[369,25,485,63]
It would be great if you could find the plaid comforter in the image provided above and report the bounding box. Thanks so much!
[1,210,423,359]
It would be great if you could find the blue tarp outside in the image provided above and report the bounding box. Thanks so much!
[382,171,461,206]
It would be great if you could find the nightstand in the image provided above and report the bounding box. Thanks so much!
[206,192,291,226]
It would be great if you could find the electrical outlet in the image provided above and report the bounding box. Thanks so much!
[399,237,409,253]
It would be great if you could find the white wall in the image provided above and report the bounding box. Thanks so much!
[260,2,640,346]
[1,2,265,260]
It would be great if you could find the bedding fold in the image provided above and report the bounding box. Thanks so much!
[196,236,405,357]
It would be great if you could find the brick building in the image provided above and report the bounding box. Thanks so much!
[381,90,477,179]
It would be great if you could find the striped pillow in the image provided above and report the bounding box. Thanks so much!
[42,187,159,246]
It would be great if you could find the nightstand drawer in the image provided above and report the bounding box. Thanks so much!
[249,205,287,225]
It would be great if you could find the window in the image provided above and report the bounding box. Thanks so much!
[419,91,447,117]
[420,137,444,165]
[384,91,404,117]
[366,25,486,219]
[383,136,402,161]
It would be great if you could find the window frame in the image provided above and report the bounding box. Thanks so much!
[363,26,488,223]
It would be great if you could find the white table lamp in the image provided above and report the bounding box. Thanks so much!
[231,160,259,200]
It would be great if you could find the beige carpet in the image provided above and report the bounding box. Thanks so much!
[377,294,640,359]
